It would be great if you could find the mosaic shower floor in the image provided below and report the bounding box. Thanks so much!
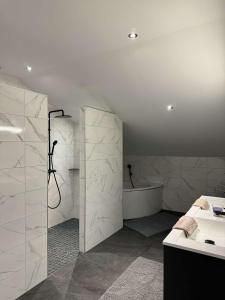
[48,218,79,275]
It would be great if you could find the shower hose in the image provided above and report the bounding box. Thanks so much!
[48,155,62,209]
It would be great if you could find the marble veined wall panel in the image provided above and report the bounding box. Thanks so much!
[124,156,225,212]
[80,107,123,252]
[0,82,48,299]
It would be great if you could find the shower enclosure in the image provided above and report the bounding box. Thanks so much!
[48,110,72,209]
[47,109,80,274]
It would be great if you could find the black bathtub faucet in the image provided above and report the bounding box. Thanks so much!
[127,164,135,188]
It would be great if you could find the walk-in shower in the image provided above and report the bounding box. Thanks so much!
[48,109,72,209]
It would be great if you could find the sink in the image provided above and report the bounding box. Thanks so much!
[188,218,225,248]
[187,199,225,223]
[163,196,225,260]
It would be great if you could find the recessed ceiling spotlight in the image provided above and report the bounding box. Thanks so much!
[128,32,138,39]
[167,105,174,111]
[26,65,32,72]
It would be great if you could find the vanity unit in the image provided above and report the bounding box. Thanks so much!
[163,196,225,300]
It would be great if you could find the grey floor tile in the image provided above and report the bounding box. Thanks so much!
[20,226,167,300]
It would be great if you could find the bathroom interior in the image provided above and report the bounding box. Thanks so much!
[0,1,225,299]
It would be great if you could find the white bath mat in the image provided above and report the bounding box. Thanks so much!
[99,257,163,300]
[124,212,179,237]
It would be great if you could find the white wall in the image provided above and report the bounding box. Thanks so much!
[0,81,48,299]
[80,107,123,252]
[124,156,225,212]
[48,117,80,227]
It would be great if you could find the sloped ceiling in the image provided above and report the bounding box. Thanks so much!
[0,0,224,155]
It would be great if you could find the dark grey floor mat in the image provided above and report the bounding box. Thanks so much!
[48,218,79,275]
[124,212,179,237]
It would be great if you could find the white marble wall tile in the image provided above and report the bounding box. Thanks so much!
[0,193,25,225]
[25,117,47,142]
[86,143,122,161]
[86,173,122,203]
[85,108,121,129]
[25,166,47,192]
[48,193,74,227]
[85,126,122,144]
[50,118,74,144]
[48,170,71,194]
[0,270,25,300]
[26,234,47,263]
[25,90,47,119]
[53,144,73,158]
[0,284,23,300]
[26,256,47,290]
[207,168,225,195]
[81,107,123,252]
[181,168,207,193]
[181,157,208,168]
[26,188,47,216]
[207,157,225,169]
[140,156,162,179]
[160,156,182,177]
[163,177,192,212]
[73,123,80,142]
[79,109,85,252]
[0,113,24,142]
[0,244,25,282]
[0,218,25,252]
[124,155,225,213]
[0,83,24,115]
[85,200,122,251]
[25,142,47,166]
[0,142,24,169]
[86,158,122,179]
[0,83,48,298]
[73,173,80,219]
[0,243,25,300]
[26,212,47,241]
[0,168,25,196]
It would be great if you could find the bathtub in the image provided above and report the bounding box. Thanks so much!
[123,184,163,220]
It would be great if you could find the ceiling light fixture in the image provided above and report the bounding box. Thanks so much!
[167,105,174,111]
[128,32,138,39]
[26,65,32,72]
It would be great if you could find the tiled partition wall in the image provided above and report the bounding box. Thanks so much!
[0,82,48,300]
[80,107,123,252]
[48,117,80,227]
[124,156,225,212]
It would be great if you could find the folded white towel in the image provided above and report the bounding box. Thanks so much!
[173,216,198,237]
[193,198,209,210]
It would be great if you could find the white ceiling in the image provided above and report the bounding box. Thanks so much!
[0,0,224,155]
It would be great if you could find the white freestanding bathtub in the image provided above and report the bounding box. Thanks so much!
[123,184,163,220]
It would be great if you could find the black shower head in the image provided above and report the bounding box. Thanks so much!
[55,114,72,118]
[53,140,58,146]
[49,109,72,119]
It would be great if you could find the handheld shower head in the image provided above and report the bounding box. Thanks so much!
[51,140,58,155]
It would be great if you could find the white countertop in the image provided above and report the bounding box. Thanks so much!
[163,195,225,260]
